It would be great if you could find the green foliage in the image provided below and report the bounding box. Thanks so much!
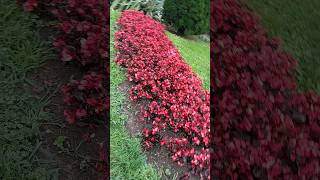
[162,0,209,35]
[53,136,69,153]
[111,0,164,21]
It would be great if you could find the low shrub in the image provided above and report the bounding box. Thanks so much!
[115,10,210,179]
[212,0,320,179]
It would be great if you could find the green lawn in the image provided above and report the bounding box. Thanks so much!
[0,0,55,179]
[110,10,209,179]
[247,0,320,92]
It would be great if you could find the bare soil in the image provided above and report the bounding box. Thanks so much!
[25,59,107,180]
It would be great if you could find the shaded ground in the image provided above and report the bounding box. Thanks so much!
[119,81,199,180]
[0,1,58,178]
[25,53,106,180]
[13,5,109,177]
[1,1,108,179]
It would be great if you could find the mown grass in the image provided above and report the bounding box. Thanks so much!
[110,10,160,180]
[246,0,320,92]
[0,0,56,179]
[167,32,210,90]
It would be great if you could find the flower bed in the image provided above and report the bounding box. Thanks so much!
[115,10,210,178]
[212,0,320,179]
[17,0,109,179]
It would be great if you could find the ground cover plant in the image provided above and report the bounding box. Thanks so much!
[115,10,210,179]
[212,0,320,179]
[16,0,109,179]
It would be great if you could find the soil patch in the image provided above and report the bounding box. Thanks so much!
[25,59,106,180]
[118,80,199,180]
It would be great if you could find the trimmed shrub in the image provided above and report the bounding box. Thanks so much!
[162,0,209,35]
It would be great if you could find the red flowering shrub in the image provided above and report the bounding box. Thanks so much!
[212,0,320,179]
[115,10,210,178]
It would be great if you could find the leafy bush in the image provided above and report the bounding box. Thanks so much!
[162,0,209,35]
[115,10,210,178]
[212,0,320,179]
[111,0,163,21]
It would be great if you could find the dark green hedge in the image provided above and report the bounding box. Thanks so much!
[162,0,209,35]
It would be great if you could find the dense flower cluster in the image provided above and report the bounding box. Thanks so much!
[115,10,210,178]
[17,0,108,178]
[212,0,320,179]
